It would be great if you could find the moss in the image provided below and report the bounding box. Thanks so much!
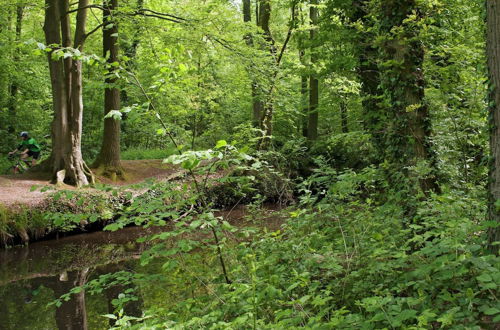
[0,190,132,248]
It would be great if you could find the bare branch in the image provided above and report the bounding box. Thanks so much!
[137,9,188,22]
[127,12,184,24]
[81,22,105,44]
[67,4,104,15]
[276,3,297,66]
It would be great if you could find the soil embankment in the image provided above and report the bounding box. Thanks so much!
[0,160,179,207]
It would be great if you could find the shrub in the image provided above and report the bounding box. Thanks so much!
[311,132,377,170]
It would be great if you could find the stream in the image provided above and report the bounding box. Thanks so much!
[0,205,284,329]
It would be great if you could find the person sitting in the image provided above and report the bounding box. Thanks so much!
[8,131,41,169]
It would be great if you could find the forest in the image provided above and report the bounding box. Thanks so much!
[0,0,499,328]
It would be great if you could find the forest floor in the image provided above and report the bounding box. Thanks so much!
[0,159,179,207]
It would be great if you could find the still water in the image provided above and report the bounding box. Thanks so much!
[0,225,158,330]
[0,206,283,329]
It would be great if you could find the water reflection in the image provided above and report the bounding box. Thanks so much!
[0,226,154,330]
[0,205,284,329]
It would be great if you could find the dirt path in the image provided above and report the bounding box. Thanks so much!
[0,174,52,207]
[0,160,180,207]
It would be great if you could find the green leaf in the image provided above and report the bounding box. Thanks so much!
[477,274,493,282]
[105,110,122,121]
[484,307,500,316]
[215,140,228,149]
[103,314,117,320]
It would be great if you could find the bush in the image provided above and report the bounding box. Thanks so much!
[107,162,499,329]
[311,132,377,170]
[0,155,12,174]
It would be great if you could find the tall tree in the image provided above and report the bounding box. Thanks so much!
[7,2,24,134]
[257,0,296,148]
[351,0,383,142]
[43,0,94,186]
[93,0,124,179]
[243,0,264,127]
[307,0,319,141]
[487,0,500,255]
[257,0,275,144]
[375,0,439,196]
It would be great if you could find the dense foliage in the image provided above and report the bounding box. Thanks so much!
[0,0,499,328]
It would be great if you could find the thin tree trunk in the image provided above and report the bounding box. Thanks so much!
[487,0,500,255]
[8,3,23,133]
[94,0,124,180]
[120,0,143,149]
[243,0,264,127]
[258,0,275,147]
[300,49,309,137]
[340,98,348,133]
[307,0,319,141]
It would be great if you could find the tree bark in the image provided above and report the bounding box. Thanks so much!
[377,0,439,196]
[352,0,383,148]
[340,98,348,133]
[487,0,500,255]
[300,49,309,137]
[307,0,319,141]
[93,0,124,180]
[243,0,264,127]
[258,0,274,144]
[7,3,24,134]
[43,0,94,187]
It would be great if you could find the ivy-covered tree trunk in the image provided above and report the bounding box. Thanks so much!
[376,0,439,196]
[258,0,274,144]
[43,0,94,187]
[307,0,319,141]
[487,0,500,255]
[93,0,124,180]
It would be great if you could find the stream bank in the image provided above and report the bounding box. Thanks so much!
[0,205,285,329]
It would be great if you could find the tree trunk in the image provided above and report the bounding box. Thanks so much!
[340,98,348,133]
[352,0,384,157]
[377,0,439,196]
[43,0,94,187]
[300,49,309,137]
[120,0,143,149]
[487,0,500,255]
[307,0,319,141]
[257,0,274,147]
[243,0,264,127]
[93,0,124,180]
[7,3,23,134]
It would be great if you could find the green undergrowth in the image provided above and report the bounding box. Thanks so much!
[6,142,499,328]
[0,189,130,247]
[0,144,289,246]
[61,145,499,329]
